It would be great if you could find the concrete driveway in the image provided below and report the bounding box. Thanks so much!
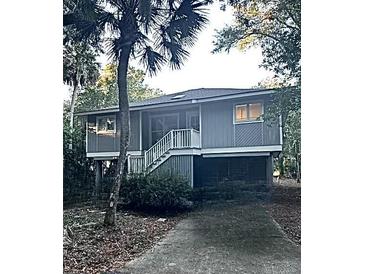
[120,202,300,274]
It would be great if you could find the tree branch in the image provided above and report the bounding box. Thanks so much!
[274,17,300,31]
[240,31,286,49]
[283,7,300,30]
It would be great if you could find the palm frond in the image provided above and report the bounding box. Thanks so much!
[77,10,117,41]
[139,46,166,75]
[154,0,209,69]
[160,39,190,69]
[170,0,209,42]
[106,37,123,61]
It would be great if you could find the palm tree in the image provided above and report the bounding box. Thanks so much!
[63,40,100,129]
[66,0,210,226]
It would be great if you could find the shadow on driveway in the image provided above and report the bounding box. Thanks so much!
[119,201,300,274]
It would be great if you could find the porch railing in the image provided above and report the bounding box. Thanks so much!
[128,155,145,174]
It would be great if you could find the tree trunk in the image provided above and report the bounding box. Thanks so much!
[278,111,287,179]
[104,45,132,226]
[278,154,285,178]
[94,160,102,201]
[296,143,301,183]
[69,76,79,129]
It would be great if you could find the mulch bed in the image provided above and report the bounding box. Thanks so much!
[265,179,301,245]
[63,206,183,274]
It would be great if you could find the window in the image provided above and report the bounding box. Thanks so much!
[235,103,263,123]
[249,103,263,120]
[96,116,115,133]
[235,105,248,122]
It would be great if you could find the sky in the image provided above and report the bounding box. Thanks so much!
[140,3,273,94]
[64,2,273,99]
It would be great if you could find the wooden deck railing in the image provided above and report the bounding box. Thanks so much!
[128,155,145,174]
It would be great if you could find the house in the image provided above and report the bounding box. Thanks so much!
[76,88,282,190]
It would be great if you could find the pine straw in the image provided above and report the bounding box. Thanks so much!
[265,179,301,245]
[63,206,182,274]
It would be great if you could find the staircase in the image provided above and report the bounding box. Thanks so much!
[128,129,200,174]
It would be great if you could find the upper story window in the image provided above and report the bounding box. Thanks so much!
[96,116,116,133]
[235,103,263,123]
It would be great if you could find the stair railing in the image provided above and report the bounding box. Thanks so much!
[145,130,173,169]
[144,129,201,170]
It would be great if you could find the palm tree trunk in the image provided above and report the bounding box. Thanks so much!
[104,45,132,226]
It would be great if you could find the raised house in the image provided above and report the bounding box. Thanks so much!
[76,88,282,189]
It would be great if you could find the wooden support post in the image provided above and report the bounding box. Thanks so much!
[95,160,102,200]
[266,154,273,186]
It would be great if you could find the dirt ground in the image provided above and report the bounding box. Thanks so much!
[265,178,301,245]
[63,207,183,274]
[64,180,301,273]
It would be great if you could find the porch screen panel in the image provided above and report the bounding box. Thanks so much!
[151,116,164,145]
[151,115,179,145]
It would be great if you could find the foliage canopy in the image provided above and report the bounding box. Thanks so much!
[214,0,300,81]
[75,64,163,112]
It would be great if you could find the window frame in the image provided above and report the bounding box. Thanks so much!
[233,102,264,124]
[96,115,117,134]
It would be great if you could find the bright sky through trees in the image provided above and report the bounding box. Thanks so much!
[63,2,273,99]
[140,2,274,93]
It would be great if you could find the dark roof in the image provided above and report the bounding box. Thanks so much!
[76,87,275,115]
[131,87,273,107]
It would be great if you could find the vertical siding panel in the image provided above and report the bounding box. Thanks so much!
[129,111,140,151]
[263,122,280,145]
[152,155,192,185]
[87,115,97,152]
[201,101,234,148]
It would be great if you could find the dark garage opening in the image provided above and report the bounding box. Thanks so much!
[193,156,268,188]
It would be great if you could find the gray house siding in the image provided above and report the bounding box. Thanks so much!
[201,101,234,148]
[129,111,140,151]
[263,122,280,145]
[152,155,192,185]
[142,112,149,150]
[200,96,280,148]
[87,94,280,153]
[87,111,140,153]
[87,115,97,153]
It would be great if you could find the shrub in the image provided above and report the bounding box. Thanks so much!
[120,173,193,211]
[63,114,95,205]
